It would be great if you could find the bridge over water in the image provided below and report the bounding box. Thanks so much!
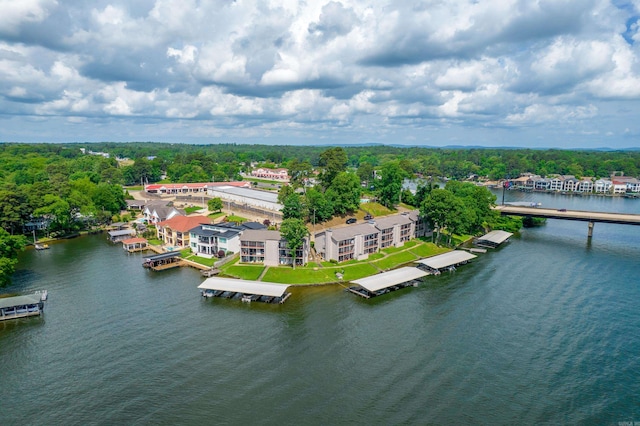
[492,205,640,238]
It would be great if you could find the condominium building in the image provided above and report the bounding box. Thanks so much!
[239,229,309,266]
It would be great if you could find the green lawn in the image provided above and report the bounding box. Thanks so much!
[184,255,217,267]
[223,264,265,280]
[225,215,248,223]
[184,206,203,214]
[208,211,225,220]
[372,250,418,270]
[148,239,163,246]
[361,202,394,217]
[262,267,337,284]
[409,242,451,258]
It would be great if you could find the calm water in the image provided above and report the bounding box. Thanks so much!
[2,192,639,425]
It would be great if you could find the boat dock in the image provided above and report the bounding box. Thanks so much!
[347,267,429,299]
[143,251,183,271]
[475,230,513,248]
[198,277,292,304]
[415,250,477,274]
[122,237,149,253]
[0,291,47,321]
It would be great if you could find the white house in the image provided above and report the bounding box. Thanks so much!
[594,179,612,193]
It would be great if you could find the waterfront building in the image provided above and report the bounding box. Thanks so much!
[612,176,640,193]
[239,229,309,266]
[188,222,243,258]
[314,211,429,263]
[577,178,594,193]
[611,180,628,194]
[534,177,551,191]
[549,176,564,191]
[562,176,579,192]
[143,202,185,224]
[156,215,212,248]
[594,179,612,193]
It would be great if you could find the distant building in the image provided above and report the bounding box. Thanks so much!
[250,167,289,181]
[145,181,250,195]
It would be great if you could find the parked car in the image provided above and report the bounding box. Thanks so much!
[364,214,373,220]
[346,217,357,224]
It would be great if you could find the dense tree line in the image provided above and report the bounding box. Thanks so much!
[2,142,639,285]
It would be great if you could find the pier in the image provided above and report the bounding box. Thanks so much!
[416,251,477,274]
[143,251,183,270]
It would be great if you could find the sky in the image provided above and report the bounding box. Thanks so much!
[1,0,640,149]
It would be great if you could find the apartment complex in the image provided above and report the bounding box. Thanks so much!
[156,215,212,248]
[240,229,309,266]
[314,211,430,263]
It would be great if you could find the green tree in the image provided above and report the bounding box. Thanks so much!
[208,197,223,212]
[288,158,313,191]
[326,172,361,215]
[282,194,305,220]
[279,218,309,269]
[420,189,463,245]
[357,162,374,186]
[319,147,348,188]
[0,229,26,287]
[377,161,407,209]
[305,188,333,224]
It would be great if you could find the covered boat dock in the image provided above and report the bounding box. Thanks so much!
[198,277,292,304]
[347,266,429,299]
[475,230,513,248]
[122,237,148,252]
[108,229,136,243]
[143,251,183,270]
[416,251,477,274]
[0,293,46,321]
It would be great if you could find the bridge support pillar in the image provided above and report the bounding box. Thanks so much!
[588,221,594,238]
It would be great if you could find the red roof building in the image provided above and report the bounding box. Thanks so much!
[145,181,250,194]
[156,215,213,248]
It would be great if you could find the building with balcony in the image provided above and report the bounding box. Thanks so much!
[239,229,309,266]
[156,215,212,248]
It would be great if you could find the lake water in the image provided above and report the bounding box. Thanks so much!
[2,191,639,425]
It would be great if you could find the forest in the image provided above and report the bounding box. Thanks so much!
[1,142,639,287]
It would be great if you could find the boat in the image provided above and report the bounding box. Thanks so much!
[33,230,49,250]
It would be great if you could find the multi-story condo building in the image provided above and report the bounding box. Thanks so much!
[315,211,430,263]
[594,179,612,193]
[240,229,309,266]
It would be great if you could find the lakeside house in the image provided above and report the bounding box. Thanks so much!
[156,215,212,248]
[143,202,185,224]
[188,222,245,258]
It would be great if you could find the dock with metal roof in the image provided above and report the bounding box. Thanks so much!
[142,251,183,270]
[416,251,477,274]
[198,277,292,304]
[347,266,429,299]
[0,292,47,321]
[475,230,513,248]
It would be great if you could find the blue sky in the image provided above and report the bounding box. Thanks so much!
[1,0,640,148]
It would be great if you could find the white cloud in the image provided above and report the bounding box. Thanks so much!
[0,0,639,147]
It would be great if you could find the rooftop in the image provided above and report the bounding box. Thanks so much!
[351,267,428,292]
[157,215,212,232]
[416,251,477,270]
[198,277,290,298]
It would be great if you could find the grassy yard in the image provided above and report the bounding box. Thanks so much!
[223,264,266,280]
[184,206,203,214]
[409,242,450,258]
[372,250,419,270]
[360,202,394,217]
[261,267,337,284]
[225,215,248,223]
[184,254,217,267]
[208,211,225,220]
[148,238,163,246]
